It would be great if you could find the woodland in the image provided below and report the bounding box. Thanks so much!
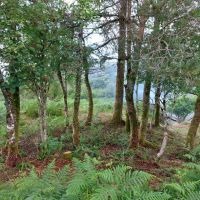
[0,0,200,199]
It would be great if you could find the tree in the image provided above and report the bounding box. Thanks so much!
[0,0,22,162]
[83,52,94,126]
[154,82,161,127]
[140,73,152,145]
[112,0,127,125]
[186,96,200,149]
[125,0,148,148]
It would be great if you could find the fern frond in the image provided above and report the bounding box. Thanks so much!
[90,185,118,200]
[138,191,171,200]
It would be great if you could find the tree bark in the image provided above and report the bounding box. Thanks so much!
[84,67,93,126]
[125,110,130,133]
[13,87,20,153]
[140,76,152,144]
[112,0,127,125]
[0,71,19,162]
[72,29,83,147]
[37,88,48,143]
[136,78,140,115]
[125,0,146,149]
[154,82,161,127]
[57,68,68,127]
[72,65,82,146]
[186,96,200,149]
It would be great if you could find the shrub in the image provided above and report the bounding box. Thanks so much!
[20,119,40,136]
[184,145,200,162]
[48,116,66,134]
[164,162,200,199]
[47,100,63,117]
[22,100,38,118]
[38,136,64,160]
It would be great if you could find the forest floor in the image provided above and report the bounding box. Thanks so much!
[0,116,192,188]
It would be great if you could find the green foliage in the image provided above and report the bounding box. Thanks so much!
[16,162,33,171]
[168,96,195,121]
[22,100,38,118]
[48,116,66,134]
[65,155,170,200]
[184,145,200,162]
[38,137,64,160]
[164,162,200,200]
[20,118,40,136]
[0,156,171,200]
[0,161,69,200]
[47,101,64,117]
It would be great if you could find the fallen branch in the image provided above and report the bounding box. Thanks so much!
[156,110,169,160]
[156,131,168,159]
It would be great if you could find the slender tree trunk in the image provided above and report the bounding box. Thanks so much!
[5,97,18,162]
[35,80,49,143]
[13,87,20,154]
[72,66,82,146]
[155,82,161,127]
[84,67,93,126]
[38,90,48,143]
[112,0,127,125]
[140,76,152,144]
[57,68,68,127]
[136,78,140,115]
[72,28,83,147]
[125,110,130,133]
[186,96,200,149]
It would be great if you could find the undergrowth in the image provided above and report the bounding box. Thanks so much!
[1,149,200,200]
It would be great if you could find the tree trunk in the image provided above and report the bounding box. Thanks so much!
[38,90,48,143]
[57,68,68,127]
[84,67,93,126]
[13,87,20,154]
[186,96,200,149]
[125,0,139,148]
[140,76,152,144]
[136,78,140,115]
[126,81,140,148]
[112,0,127,125]
[125,110,130,133]
[72,65,82,146]
[125,0,146,149]
[154,82,161,127]
[0,71,19,164]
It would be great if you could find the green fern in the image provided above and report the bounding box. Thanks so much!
[0,161,69,200]
[65,155,169,200]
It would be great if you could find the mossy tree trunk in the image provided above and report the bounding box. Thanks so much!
[84,67,93,126]
[125,110,130,133]
[0,71,19,163]
[72,65,82,146]
[136,78,140,115]
[126,0,146,149]
[57,67,69,127]
[154,82,161,127]
[72,29,83,147]
[112,0,127,125]
[13,87,20,154]
[140,76,152,145]
[36,83,48,143]
[186,96,200,149]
